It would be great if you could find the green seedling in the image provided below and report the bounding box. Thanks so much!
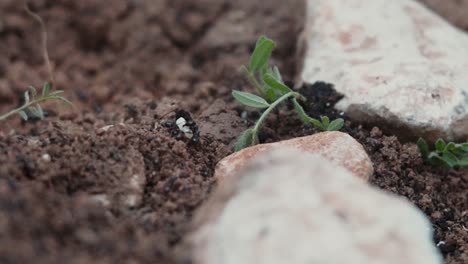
[233,36,344,151]
[417,137,468,168]
[0,82,73,121]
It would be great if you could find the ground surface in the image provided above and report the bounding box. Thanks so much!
[0,0,466,263]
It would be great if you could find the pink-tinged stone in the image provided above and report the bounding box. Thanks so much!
[215,131,373,181]
[419,0,468,30]
[300,0,468,142]
[179,149,442,264]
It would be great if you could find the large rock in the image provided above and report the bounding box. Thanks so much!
[419,0,468,30]
[180,148,442,264]
[215,131,373,181]
[300,0,468,142]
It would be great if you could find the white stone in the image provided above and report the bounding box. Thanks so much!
[215,132,373,181]
[300,0,468,141]
[183,148,442,264]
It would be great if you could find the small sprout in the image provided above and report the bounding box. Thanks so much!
[233,36,344,151]
[417,137,468,168]
[0,82,73,122]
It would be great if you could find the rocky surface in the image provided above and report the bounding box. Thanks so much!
[300,0,468,142]
[181,148,443,264]
[215,131,373,181]
[419,0,468,30]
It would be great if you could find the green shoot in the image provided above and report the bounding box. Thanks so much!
[0,82,73,122]
[233,36,344,151]
[417,138,468,168]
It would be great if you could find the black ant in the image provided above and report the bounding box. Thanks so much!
[162,110,200,144]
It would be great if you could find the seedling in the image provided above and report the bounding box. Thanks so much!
[417,138,468,168]
[0,4,73,122]
[0,82,73,121]
[233,36,344,151]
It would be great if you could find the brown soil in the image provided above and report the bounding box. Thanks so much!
[0,0,466,264]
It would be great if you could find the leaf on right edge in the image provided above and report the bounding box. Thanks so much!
[416,138,430,159]
[326,118,344,131]
[249,36,276,74]
[234,128,257,152]
[232,90,270,109]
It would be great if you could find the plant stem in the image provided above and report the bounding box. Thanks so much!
[0,98,47,121]
[241,66,265,96]
[253,92,299,132]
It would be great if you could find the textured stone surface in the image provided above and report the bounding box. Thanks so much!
[301,0,468,142]
[181,149,442,264]
[215,131,373,181]
[419,0,468,30]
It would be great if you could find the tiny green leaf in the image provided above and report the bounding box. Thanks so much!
[249,36,276,74]
[272,66,283,83]
[51,96,74,107]
[30,86,37,99]
[234,128,257,152]
[326,118,344,131]
[36,104,44,119]
[263,73,292,94]
[24,91,30,104]
[321,116,330,128]
[435,138,446,152]
[48,90,64,96]
[458,157,468,167]
[232,90,270,109]
[442,152,459,168]
[18,110,28,121]
[264,88,277,103]
[417,138,430,159]
[42,82,50,97]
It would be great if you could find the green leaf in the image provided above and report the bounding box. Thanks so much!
[42,82,50,97]
[460,143,468,152]
[458,157,468,167]
[417,138,430,159]
[18,110,28,121]
[48,90,64,96]
[293,98,313,123]
[271,66,283,83]
[428,153,450,168]
[442,152,458,168]
[263,73,292,95]
[264,88,277,103]
[30,86,37,99]
[51,96,74,107]
[249,36,276,74]
[24,91,30,104]
[36,104,44,119]
[445,142,456,151]
[435,138,446,152]
[321,116,330,128]
[234,128,257,152]
[326,118,344,131]
[232,90,270,109]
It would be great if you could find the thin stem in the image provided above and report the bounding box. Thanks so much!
[0,98,48,121]
[24,2,54,85]
[241,66,265,97]
[253,91,300,132]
